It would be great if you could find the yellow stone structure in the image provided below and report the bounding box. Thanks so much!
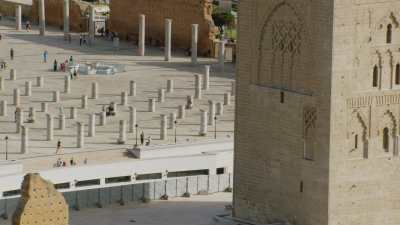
[12,173,69,225]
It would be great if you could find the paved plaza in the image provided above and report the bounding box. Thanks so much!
[0,19,235,172]
[0,192,232,225]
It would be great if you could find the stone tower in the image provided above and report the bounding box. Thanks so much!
[234,1,400,225]
[12,173,69,225]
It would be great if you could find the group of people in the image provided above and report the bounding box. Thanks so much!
[54,157,87,168]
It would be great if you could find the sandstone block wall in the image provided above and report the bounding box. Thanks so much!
[12,173,69,225]
[109,0,217,56]
[31,0,89,32]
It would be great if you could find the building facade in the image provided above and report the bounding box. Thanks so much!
[234,0,400,225]
[109,0,217,56]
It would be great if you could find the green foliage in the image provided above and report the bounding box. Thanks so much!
[212,7,235,29]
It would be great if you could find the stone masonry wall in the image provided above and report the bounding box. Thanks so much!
[233,1,333,225]
[109,0,217,56]
[31,0,89,32]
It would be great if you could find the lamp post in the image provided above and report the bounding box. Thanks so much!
[5,136,8,160]
[214,116,217,139]
[135,124,138,146]
[174,120,177,144]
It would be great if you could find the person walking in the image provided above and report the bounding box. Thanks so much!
[56,140,62,154]
[43,50,48,63]
[140,131,145,145]
[79,35,83,46]
[53,59,58,71]
[10,48,14,60]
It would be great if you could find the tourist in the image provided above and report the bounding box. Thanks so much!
[27,110,34,123]
[186,97,193,109]
[83,158,88,164]
[69,56,73,63]
[70,158,75,166]
[43,50,48,63]
[25,21,31,31]
[10,48,14,60]
[73,69,78,79]
[145,136,152,146]
[79,35,83,46]
[140,131,145,145]
[53,59,58,71]
[56,140,62,154]
[14,107,20,122]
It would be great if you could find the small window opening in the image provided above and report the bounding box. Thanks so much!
[387,24,392,44]
[396,64,400,85]
[354,134,358,149]
[280,91,285,103]
[300,181,303,193]
[373,65,379,87]
[383,127,389,152]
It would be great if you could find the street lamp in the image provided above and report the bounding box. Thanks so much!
[174,120,178,144]
[5,136,8,160]
[214,116,217,139]
[135,124,139,146]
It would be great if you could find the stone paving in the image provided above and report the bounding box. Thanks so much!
[0,19,235,172]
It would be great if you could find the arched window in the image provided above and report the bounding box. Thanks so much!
[387,24,392,44]
[396,64,400,85]
[373,65,379,87]
[383,127,389,152]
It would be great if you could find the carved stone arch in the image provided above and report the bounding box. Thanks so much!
[255,1,308,92]
[303,106,317,160]
[349,111,369,159]
[379,110,398,155]
[376,12,400,30]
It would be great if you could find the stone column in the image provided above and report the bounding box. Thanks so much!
[231,81,236,96]
[25,81,32,97]
[39,0,46,36]
[88,5,95,45]
[59,113,65,130]
[41,102,48,113]
[218,40,226,69]
[0,100,7,116]
[64,75,71,94]
[91,82,98,99]
[37,76,44,87]
[169,112,176,129]
[199,110,208,136]
[111,102,117,114]
[164,19,172,61]
[148,98,156,112]
[16,108,23,133]
[129,81,136,96]
[158,89,165,103]
[224,92,231,106]
[121,91,127,106]
[10,69,17,81]
[178,105,185,119]
[0,77,3,91]
[129,106,136,133]
[138,14,145,56]
[160,114,167,140]
[15,5,22,31]
[46,114,53,141]
[29,107,36,122]
[118,120,126,144]
[13,88,20,106]
[63,0,70,38]
[208,100,216,126]
[77,122,84,148]
[167,80,174,93]
[203,65,210,90]
[53,90,60,103]
[216,102,224,116]
[70,107,77,119]
[99,111,106,126]
[21,125,28,154]
[88,113,95,137]
[81,95,88,109]
[191,24,198,64]
[194,74,202,100]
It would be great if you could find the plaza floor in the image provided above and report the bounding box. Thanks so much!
[0,19,235,172]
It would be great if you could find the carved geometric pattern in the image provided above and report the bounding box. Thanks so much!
[271,21,302,54]
[304,107,317,133]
